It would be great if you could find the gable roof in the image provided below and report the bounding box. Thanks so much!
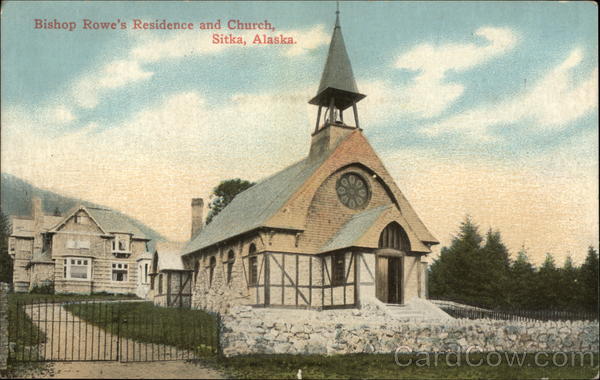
[86,207,148,239]
[320,205,391,253]
[155,241,186,271]
[11,215,64,238]
[183,155,328,255]
[48,205,149,240]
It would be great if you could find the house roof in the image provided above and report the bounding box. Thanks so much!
[11,215,64,238]
[47,205,149,240]
[85,207,148,239]
[319,205,392,253]
[155,241,186,270]
[183,155,327,256]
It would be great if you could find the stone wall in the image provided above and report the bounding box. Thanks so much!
[0,283,9,372]
[220,303,599,357]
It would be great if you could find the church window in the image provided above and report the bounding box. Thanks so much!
[378,222,411,252]
[194,260,200,283]
[336,172,370,209]
[209,256,216,286]
[332,253,345,286]
[226,250,235,284]
[248,243,258,286]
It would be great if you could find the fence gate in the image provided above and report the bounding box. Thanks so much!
[8,299,219,363]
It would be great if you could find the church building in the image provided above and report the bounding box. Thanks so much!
[182,11,439,315]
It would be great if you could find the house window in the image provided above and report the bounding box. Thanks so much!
[144,263,149,284]
[112,234,130,252]
[226,250,235,284]
[112,263,128,282]
[158,273,163,294]
[64,257,91,280]
[75,215,89,224]
[332,253,346,286]
[209,256,216,286]
[42,234,52,251]
[248,243,258,286]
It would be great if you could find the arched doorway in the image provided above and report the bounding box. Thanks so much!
[376,222,410,304]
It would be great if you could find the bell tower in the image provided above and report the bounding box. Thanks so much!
[309,5,366,132]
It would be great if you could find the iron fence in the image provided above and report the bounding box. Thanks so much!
[433,299,599,322]
[8,298,220,363]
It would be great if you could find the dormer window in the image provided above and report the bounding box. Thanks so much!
[112,234,131,258]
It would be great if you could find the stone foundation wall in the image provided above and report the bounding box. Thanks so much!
[0,283,9,372]
[220,304,599,357]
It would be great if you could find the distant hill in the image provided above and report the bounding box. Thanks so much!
[1,173,165,250]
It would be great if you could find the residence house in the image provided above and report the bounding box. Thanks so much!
[9,197,152,295]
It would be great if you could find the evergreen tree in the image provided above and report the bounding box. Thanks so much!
[557,255,580,310]
[428,216,485,306]
[579,246,599,313]
[532,253,562,309]
[0,209,13,283]
[507,246,536,309]
[480,229,511,307]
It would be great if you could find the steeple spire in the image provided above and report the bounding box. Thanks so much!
[309,4,365,131]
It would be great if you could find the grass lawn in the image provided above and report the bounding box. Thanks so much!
[65,301,219,355]
[7,292,141,361]
[203,353,599,379]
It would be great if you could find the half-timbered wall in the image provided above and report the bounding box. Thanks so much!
[153,271,192,308]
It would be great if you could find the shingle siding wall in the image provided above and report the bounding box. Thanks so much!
[300,165,394,253]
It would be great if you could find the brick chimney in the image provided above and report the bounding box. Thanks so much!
[32,196,43,219]
[191,198,204,239]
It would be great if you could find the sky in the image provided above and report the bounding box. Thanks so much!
[1,1,598,266]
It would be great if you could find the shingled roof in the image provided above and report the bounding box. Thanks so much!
[183,154,328,256]
[319,205,392,253]
[48,205,149,240]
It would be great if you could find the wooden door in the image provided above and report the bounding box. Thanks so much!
[375,256,388,302]
[388,257,402,304]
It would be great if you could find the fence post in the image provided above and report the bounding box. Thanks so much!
[0,283,9,373]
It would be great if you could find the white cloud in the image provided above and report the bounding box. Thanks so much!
[68,24,328,110]
[421,48,598,141]
[72,59,154,109]
[390,26,518,118]
[1,87,315,241]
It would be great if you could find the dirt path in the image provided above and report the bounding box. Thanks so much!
[16,361,225,379]
[19,303,225,378]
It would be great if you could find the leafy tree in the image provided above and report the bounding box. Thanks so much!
[0,209,13,283]
[579,246,599,313]
[205,178,255,225]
